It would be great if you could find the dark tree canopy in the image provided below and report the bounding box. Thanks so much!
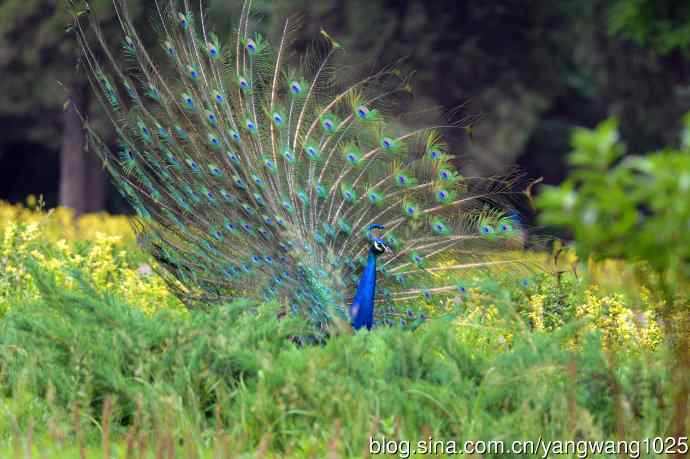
[0,0,688,213]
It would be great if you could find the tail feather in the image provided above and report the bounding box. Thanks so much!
[70,0,532,329]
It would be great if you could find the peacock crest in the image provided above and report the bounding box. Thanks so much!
[69,0,529,334]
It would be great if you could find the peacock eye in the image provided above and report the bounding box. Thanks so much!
[373,240,387,253]
[178,13,188,29]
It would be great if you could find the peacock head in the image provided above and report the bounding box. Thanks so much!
[367,224,390,256]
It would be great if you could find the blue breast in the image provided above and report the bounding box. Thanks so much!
[350,249,378,330]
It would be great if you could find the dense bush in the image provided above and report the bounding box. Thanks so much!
[0,269,673,457]
[0,201,677,456]
[0,201,180,318]
[538,112,690,442]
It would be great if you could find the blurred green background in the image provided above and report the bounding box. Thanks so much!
[0,0,689,218]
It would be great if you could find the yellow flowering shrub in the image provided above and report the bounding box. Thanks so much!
[0,198,134,245]
[575,288,663,351]
[419,250,663,352]
[0,201,184,318]
[528,293,546,331]
[0,200,666,352]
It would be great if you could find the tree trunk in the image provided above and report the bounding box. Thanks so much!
[59,80,88,216]
[84,145,106,213]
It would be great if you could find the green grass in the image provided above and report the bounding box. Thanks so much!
[0,261,681,458]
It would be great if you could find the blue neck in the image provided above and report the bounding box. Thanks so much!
[350,249,378,330]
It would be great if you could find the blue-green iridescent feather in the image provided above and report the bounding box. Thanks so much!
[71,0,529,333]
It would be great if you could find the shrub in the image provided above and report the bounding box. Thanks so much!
[537,113,690,439]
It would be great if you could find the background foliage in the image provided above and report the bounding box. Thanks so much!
[1,0,689,217]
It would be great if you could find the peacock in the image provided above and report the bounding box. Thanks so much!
[68,0,529,333]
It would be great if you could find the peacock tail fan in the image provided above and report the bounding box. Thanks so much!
[69,0,535,333]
